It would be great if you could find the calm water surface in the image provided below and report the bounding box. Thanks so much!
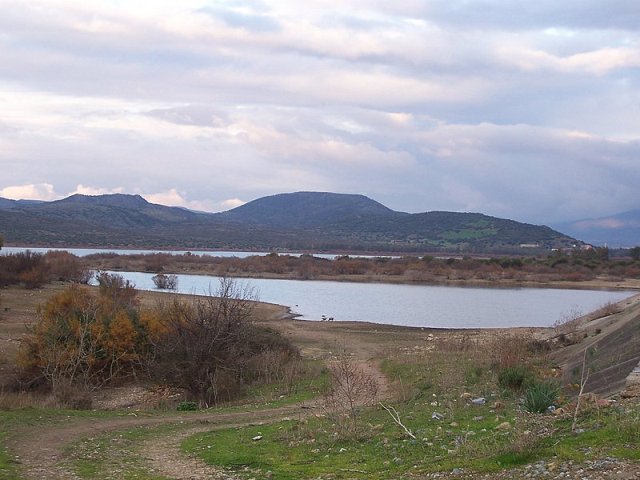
[1,246,390,260]
[97,271,635,329]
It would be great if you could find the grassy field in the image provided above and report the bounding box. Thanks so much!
[1,282,639,479]
[182,347,640,479]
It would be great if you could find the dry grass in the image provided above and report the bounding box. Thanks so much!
[592,300,622,318]
[0,389,60,410]
[486,332,538,370]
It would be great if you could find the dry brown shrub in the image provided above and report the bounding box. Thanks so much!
[52,379,93,410]
[247,348,301,387]
[553,306,583,337]
[322,351,379,439]
[490,334,531,370]
[0,390,60,409]
[438,333,480,353]
[592,301,621,318]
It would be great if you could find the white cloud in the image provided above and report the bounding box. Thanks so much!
[143,188,219,212]
[0,0,639,226]
[0,183,60,201]
[498,45,640,75]
[220,198,246,210]
[70,184,124,196]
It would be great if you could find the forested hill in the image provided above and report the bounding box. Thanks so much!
[0,191,579,253]
[220,192,397,228]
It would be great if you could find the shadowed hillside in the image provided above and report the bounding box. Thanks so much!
[0,191,580,253]
[220,191,397,228]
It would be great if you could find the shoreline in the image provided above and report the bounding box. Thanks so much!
[6,244,638,292]
[97,269,640,330]
[103,266,640,292]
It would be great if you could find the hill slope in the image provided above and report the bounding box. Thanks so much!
[0,192,578,253]
[552,295,640,397]
[220,191,397,228]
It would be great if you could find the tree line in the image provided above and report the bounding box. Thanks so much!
[85,247,640,284]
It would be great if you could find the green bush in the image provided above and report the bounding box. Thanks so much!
[523,381,559,413]
[176,401,198,411]
[498,365,531,391]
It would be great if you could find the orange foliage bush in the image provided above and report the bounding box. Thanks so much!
[18,275,158,390]
[18,275,299,408]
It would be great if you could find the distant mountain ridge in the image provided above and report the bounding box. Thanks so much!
[0,191,579,253]
[221,192,397,228]
[554,210,640,248]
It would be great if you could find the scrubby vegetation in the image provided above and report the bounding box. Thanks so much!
[148,279,299,406]
[498,364,532,392]
[0,250,91,289]
[180,332,638,479]
[151,273,177,290]
[85,246,640,285]
[15,274,300,408]
[1,242,638,479]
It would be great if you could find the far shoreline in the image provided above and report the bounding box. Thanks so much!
[5,244,639,292]
[100,266,640,292]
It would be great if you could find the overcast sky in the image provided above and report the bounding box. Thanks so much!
[1,1,639,224]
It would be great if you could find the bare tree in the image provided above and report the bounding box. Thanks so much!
[572,346,597,432]
[151,278,264,406]
[322,350,379,438]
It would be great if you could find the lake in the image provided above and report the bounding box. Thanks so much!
[1,246,392,260]
[96,270,635,329]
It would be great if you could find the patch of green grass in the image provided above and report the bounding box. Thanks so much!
[498,365,532,392]
[185,421,377,479]
[0,432,18,480]
[541,406,640,461]
[184,350,640,479]
[479,403,640,471]
[491,449,538,468]
[176,401,198,411]
[0,407,123,480]
[184,398,522,479]
[243,363,330,408]
[465,365,486,386]
[523,381,559,413]
[440,228,498,241]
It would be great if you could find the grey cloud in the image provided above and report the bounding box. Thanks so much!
[410,123,640,221]
[1,1,639,226]
[425,0,640,31]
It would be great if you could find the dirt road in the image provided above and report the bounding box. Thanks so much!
[6,305,396,479]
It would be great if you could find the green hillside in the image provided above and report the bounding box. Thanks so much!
[0,192,579,253]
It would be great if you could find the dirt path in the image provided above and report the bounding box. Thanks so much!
[6,314,393,480]
[8,405,311,479]
[144,423,238,480]
[9,371,386,480]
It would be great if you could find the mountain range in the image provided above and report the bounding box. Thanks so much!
[0,191,582,253]
[553,210,640,248]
